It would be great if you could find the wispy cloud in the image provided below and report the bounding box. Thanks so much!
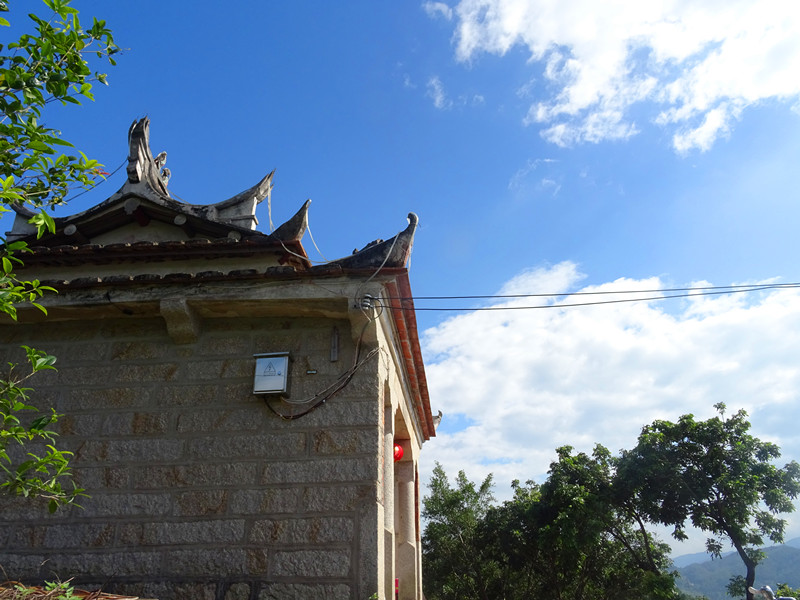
[431,0,800,152]
[539,177,560,195]
[421,263,800,548]
[423,1,454,20]
[427,75,453,109]
[508,157,559,194]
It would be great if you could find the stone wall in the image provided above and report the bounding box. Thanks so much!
[0,314,385,600]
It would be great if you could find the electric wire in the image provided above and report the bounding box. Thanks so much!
[61,162,796,312]
[266,177,275,233]
[169,189,189,203]
[264,300,382,420]
[124,280,800,314]
[407,283,800,311]
[85,173,798,314]
[276,237,328,265]
[388,282,800,300]
[62,158,127,203]
[305,209,329,263]
[353,232,400,308]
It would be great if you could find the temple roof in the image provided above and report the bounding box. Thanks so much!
[7,117,417,271]
[2,118,433,440]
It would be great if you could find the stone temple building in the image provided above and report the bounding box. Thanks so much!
[0,118,434,600]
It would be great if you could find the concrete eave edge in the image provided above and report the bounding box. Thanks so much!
[386,272,435,441]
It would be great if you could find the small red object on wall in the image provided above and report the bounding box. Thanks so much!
[393,443,403,462]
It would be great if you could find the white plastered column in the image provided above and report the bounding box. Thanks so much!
[383,402,396,599]
[395,458,417,600]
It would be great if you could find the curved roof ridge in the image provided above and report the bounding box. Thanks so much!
[329,212,418,269]
[5,120,418,275]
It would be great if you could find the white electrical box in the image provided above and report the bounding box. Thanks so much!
[253,352,291,396]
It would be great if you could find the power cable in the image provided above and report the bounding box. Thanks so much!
[171,279,800,313]
[62,158,127,203]
[405,283,800,311]
[264,297,382,420]
[383,282,800,301]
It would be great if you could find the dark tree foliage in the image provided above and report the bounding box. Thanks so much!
[423,406,798,600]
[617,403,800,600]
[480,478,542,598]
[530,445,676,600]
[422,463,503,600]
[776,583,800,599]
[423,453,678,600]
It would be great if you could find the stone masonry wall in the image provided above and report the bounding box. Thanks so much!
[0,314,384,600]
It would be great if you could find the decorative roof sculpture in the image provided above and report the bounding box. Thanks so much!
[6,118,417,273]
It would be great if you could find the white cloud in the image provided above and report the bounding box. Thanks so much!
[426,75,453,109]
[539,178,560,195]
[508,157,560,195]
[671,102,740,153]
[433,0,800,152]
[423,1,454,20]
[426,76,486,110]
[421,262,800,552]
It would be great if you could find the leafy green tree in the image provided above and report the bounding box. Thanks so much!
[484,445,677,600]
[617,404,800,600]
[423,454,678,600]
[776,583,799,599]
[480,478,542,599]
[1,0,118,214]
[0,0,118,509]
[422,463,502,600]
[0,345,76,512]
[422,409,797,600]
[535,445,677,600]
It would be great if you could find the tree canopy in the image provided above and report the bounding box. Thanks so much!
[617,403,800,599]
[1,0,118,214]
[0,0,118,510]
[423,451,676,600]
[423,406,800,600]
[422,464,502,600]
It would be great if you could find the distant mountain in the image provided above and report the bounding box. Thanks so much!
[672,538,800,568]
[672,550,733,569]
[676,544,800,600]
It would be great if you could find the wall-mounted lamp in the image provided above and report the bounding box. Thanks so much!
[253,352,291,396]
[393,443,404,462]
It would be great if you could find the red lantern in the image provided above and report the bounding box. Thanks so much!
[393,443,404,462]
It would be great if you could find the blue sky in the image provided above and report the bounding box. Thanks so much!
[8,0,800,555]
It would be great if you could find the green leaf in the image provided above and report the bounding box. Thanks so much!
[31,302,49,315]
[28,140,54,153]
[0,0,116,514]
[28,211,56,236]
[7,241,29,252]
